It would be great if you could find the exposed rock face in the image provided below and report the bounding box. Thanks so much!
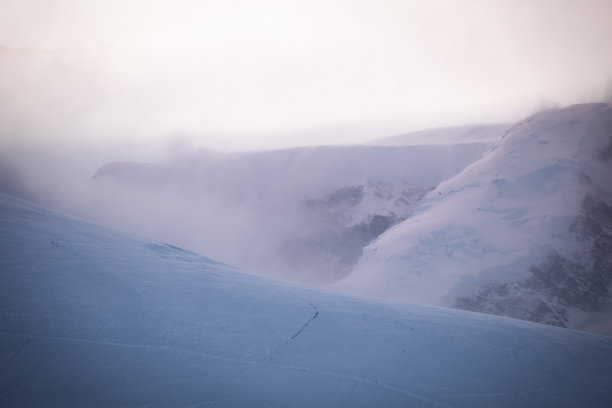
[282,182,429,282]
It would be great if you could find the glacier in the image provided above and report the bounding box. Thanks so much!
[1,192,612,407]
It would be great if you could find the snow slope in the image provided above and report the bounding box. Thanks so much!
[339,103,612,333]
[2,193,612,407]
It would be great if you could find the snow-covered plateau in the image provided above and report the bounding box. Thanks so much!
[337,103,612,334]
[1,193,612,407]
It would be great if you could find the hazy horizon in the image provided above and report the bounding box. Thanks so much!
[1,0,612,153]
[1,1,611,262]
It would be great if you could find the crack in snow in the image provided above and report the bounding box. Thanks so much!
[279,303,319,348]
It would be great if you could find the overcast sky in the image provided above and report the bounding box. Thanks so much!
[1,0,611,152]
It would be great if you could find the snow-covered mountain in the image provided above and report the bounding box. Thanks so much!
[337,103,612,334]
[90,143,491,283]
[2,192,612,407]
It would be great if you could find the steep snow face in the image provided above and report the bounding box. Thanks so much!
[2,193,612,407]
[339,104,612,334]
[89,143,490,283]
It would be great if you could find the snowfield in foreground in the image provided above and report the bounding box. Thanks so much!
[1,193,612,407]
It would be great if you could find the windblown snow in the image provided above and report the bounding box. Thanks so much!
[1,193,612,407]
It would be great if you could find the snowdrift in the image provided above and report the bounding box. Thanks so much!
[1,193,612,407]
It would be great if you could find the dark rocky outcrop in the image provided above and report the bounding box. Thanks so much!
[456,194,612,328]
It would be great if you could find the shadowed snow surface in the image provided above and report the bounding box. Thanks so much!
[1,193,612,407]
